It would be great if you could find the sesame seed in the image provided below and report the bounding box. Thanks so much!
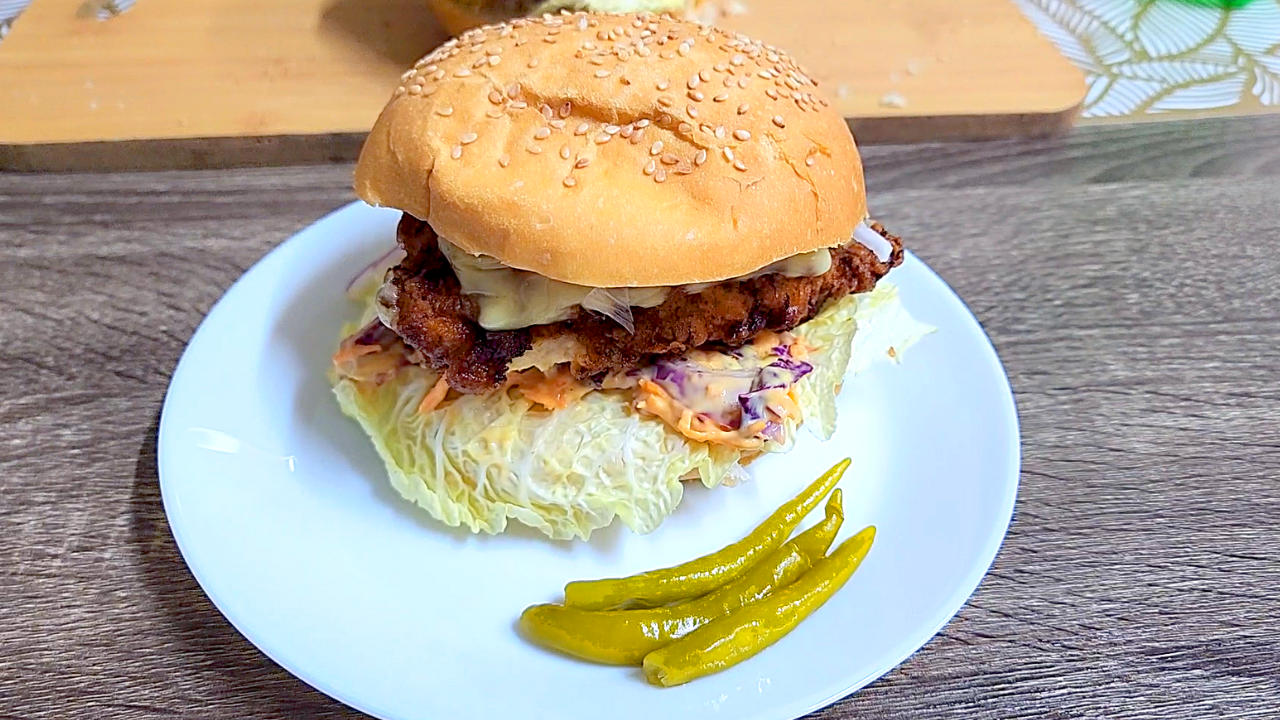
[595,69,611,78]
[541,104,554,120]
[510,101,528,110]
[766,88,779,100]
[550,119,566,130]
[507,83,521,97]
[543,36,557,43]
[731,53,746,66]
[699,69,711,82]
[772,115,786,127]
[657,79,670,91]
[528,57,540,68]
[805,156,815,167]
[695,149,708,165]
[715,63,728,72]
[677,43,690,56]
[559,102,572,118]
[661,153,679,165]
[758,70,771,79]
[733,129,751,141]
[605,124,621,134]
[636,119,651,128]
[563,176,577,187]
[534,127,551,140]
[644,159,657,175]
[560,145,571,159]
[620,125,634,138]
[451,146,463,159]
[714,93,729,102]
[654,169,668,183]
[650,141,663,155]
[455,68,472,77]
[687,105,699,118]
[595,134,612,144]
[723,147,735,161]
[499,154,511,167]
[437,106,454,116]
[715,126,726,139]
[734,159,747,171]
[737,77,748,88]
[678,122,693,134]
[460,132,478,144]
[676,164,693,175]
[575,123,589,135]
[688,90,705,101]
[395,86,408,96]
[488,56,501,66]
[488,91,503,104]
[688,74,701,89]
[407,85,422,95]
[527,145,542,154]
[657,96,674,107]
[575,157,591,168]
[723,76,735,88]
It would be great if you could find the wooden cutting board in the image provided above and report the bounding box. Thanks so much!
[0,0,1086,171]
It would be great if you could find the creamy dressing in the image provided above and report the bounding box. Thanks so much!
[627,331,813,449]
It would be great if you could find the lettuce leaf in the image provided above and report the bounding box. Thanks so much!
[794,282,936,441]
[333,282,929,540]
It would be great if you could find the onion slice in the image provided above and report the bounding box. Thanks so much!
[853,221,893,263]
[582,288,637,334]
[346,246,406,300]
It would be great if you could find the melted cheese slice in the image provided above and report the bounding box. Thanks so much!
[437,237,833,330]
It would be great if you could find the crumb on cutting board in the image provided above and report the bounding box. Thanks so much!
[879,91,907,109]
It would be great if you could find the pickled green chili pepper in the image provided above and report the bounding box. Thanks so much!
[642,525,876,687]
[519,490,845,664]
[563,458,851,610]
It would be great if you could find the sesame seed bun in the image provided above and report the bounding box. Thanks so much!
[354,11,867,288]
[426,1,694,37]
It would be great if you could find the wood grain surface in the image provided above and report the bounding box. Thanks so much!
[2,115,1280,719]
[0,0,1083,171]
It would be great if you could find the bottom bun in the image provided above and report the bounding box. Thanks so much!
[333,283,929,541]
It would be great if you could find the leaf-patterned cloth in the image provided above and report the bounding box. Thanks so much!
[1016,0,1280,118]
[0,0,136,42]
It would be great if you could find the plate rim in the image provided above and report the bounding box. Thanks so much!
[157,200,1021,720]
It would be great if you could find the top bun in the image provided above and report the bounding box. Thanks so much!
[355,11,866,288]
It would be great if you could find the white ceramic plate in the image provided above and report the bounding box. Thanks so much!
[159,202,1019,720]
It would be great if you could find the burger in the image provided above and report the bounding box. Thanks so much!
[332,11,931,540]
[426,0,696,36]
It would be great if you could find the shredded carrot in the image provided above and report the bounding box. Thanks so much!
[417,377,450,415]
[331,343,380,369]
[506,369,594,410]
[636,379,764,450]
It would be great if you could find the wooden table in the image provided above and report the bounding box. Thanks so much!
[2,115,1278,719]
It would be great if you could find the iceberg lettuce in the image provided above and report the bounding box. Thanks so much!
[333,282,930,540]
